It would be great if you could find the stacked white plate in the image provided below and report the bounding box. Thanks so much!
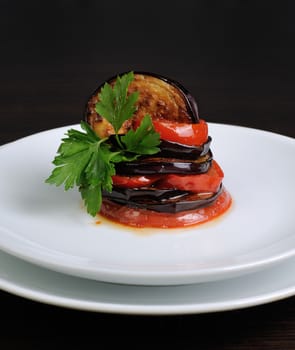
[0,123,294,315]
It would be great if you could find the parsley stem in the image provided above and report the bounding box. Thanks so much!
[98,137,109,145]
[115,133,125,150]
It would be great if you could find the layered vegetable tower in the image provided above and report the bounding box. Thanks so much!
[84,72,231,228]
[46,71,231,228]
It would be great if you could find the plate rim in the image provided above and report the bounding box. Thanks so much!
[1,250,295,315]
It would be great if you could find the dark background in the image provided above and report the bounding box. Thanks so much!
[1,0,295,348]
[1,0,294,145]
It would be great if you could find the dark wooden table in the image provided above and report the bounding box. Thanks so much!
[1,1,295,347]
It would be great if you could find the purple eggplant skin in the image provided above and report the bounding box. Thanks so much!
[103,185,223,213]
[156,137,212,160]
[103,187,190,202]
[114,150,213,176]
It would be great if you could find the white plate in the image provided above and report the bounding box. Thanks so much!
[1,249,295,315]
[0,124,294,285]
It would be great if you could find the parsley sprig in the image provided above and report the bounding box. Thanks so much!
[46,72,160,216]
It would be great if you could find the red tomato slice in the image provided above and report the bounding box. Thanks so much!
[152,119,208,146]
[100,189,232,228]
[112,175,161,188]
[156,160,224,193]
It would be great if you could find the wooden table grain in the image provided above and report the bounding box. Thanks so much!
[1,1,295,347]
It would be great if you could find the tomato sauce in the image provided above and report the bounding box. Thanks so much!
[99,188,232,229]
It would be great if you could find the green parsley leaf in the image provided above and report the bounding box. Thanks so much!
[46,71,160,217]
[84,143,117,192]
[80,184,102,217]
[95,71,139,133]
[121,115,160,155]
[46,140,93,190]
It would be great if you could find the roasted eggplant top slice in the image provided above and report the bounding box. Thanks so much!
[85,72,199,138]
